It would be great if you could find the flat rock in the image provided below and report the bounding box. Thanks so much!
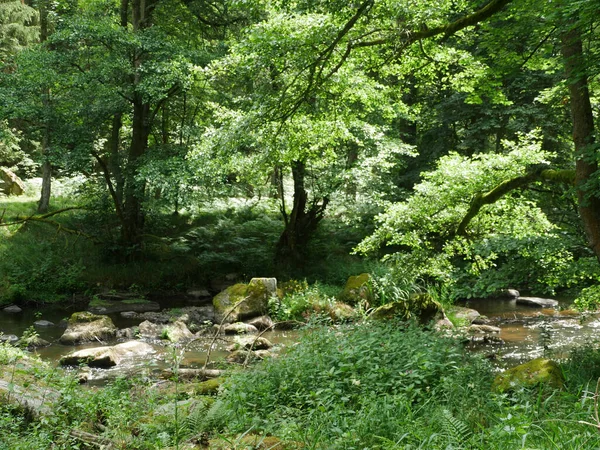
[516,297,559,308]
[0,334,18,344]
[3,305,22,313]
[88,299,160,314]
[34,320,55,327]
[468,324,501,334]
[60,340,155,368]
[224,322,258,335]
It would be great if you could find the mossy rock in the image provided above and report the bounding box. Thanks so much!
[194,377,223,395]
[370,301,408,320]
[493,358,564,393]
[60,312,117,345]
[340,273,373,305]
[370,294,440,323]
[213,278,276,323]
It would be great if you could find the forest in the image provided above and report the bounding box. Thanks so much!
[2,0,600,448]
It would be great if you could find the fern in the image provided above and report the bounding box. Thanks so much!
[440,408,472,448]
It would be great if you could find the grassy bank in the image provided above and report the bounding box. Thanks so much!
[3,320,600,449]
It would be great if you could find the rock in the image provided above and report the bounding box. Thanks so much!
[116,328,135,339]
[59,312,117,345]
[275,320,303,330]
[213,278,277,323]
[517,297,559,308]
[340,273,372,305]
[194,377,223,395]
[247,315,274,331]
[447,306,480,325]
[0,334,18,344]
[471,335,505,345]
[60,340,155,368]
[88,297,160,314]
[33,320,54,327]
[493,358,564,392]
[435,317,454,331]
[120,311,137,319]
[128,306,215,325]
[138,320,194,342]
[471,316,490,325]
[370,301,407,320]
[3,305,22,313]
[326,302,357,322]
[226,335,273,352]
[0,167,25,196]
[468,324,501,334]
[187,288,211,299]
[224,322,258,335]
[494,288,520,299]
[19,335,50,350]
[227,349,256,364]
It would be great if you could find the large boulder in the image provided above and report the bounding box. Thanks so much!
[138,320,195,342]
[516,297,559,308]
[213,278,276,323]
[227,335,273,352]
[0,167,25,196]
[340,273,372,305]
[60,341,155,368]
[493,358,564,393]
[59,312,117,345]
[447,306,480,325]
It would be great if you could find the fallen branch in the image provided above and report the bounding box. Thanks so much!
[69,429,116,449]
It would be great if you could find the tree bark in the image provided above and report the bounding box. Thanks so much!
[561,23,600,260]
[37,0,51,214]
[276,160,329,266]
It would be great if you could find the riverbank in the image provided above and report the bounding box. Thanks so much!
[3,319,600,449]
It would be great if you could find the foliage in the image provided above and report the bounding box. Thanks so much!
[214,321,600,449]
[574,285,600,312]
[358,133,591,297]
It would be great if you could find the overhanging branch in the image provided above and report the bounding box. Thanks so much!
[456,167,575,236]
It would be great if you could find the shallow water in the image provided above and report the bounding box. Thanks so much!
[1,295,597,376]
[460,297,600,366]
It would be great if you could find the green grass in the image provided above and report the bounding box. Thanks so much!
[213,321,600,449]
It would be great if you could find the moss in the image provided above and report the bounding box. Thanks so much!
[194,377,223,395]
[68,311,106,324]
[88,298,112,308]
[340,273,372,305]
[122,298,152,305]
[493,358,564,393]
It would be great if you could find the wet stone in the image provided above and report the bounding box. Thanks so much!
[516,297,559,308]
[34,320,55,327]
[3,305,22,313]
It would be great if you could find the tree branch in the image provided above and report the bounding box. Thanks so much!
[456,167,575,236]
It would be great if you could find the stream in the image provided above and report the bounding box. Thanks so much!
[1,296,599,379]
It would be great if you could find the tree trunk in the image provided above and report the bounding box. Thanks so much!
[37,0,51,214]
[276,160,329,266]
[121,99,150,249]
[561,23,600,260]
